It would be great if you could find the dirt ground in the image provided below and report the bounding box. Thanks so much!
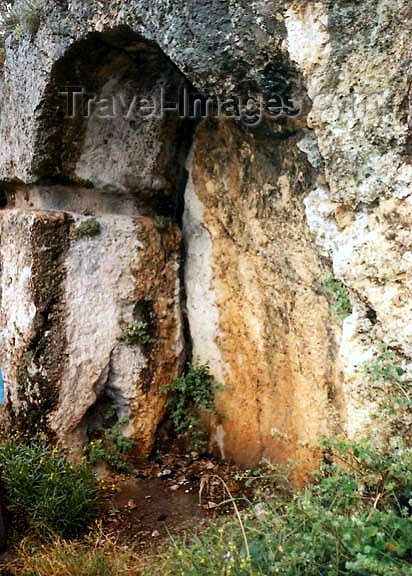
[99,449,251,551]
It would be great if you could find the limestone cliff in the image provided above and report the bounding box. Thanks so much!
[0,0,410,469]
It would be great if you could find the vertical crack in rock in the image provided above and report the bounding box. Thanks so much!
[175,122,199,372]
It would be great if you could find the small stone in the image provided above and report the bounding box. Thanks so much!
[254,502,266,519]
[151,530,160,538]
[170,484,179,491]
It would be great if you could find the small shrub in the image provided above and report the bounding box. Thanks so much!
[86,408,135,473]
[0,437,98,537]
[362,343,412,437]
[71,219,101,241]
[162,365,223,450]
[237,459,294,500]
[86,433,135,474]
[120,320,157,347]
[322,274,352,321]
[363,343,410,389]
[151,439,412,576]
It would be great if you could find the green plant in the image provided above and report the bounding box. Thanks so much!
[71,219,101,241]
[322,274,352,321]
[151,439,412,576]
[120,320,157,347]
[162,365,223,450]
[86,438,131,474]
[363,344,410,389]
[362,343,412,436]
[237,459,294,500]
[0,437,98,537]
[86,408,135,473]
[86,431,135,474]
[154,215,173,232]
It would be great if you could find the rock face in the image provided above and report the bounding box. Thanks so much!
[285,1,412,443]
[0,187,183,453]
[185,120,343,468]
[0,1,410,467]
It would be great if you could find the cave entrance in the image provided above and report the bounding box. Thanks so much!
[36,25,196,208]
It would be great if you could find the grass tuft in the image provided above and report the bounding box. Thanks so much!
[2,530,142,576]
[71,219,101,241]
[0,437,99,538]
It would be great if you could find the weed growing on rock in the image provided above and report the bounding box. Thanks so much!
[154,215,173,232]
[322,274,352,321]
[120,320,157,347]
[86,432,135,474]
[362,343,412,438]
[71,219,101,241]
[0,437,98,538]
[363,344,409,389]
[163,365,223,450]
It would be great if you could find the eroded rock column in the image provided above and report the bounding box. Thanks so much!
[184,120,344,472]
[0,188,183,453]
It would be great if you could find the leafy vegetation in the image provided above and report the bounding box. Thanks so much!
[363,343,410,391]
[120,319,157,347]
[152,439,412,575]
[71,219,101,240]
[162,365,223,450]
[154,215,173,233]
[85,406,135,473]
[0,437,98,538]
[362,343,412,438]
[322,274,352,321]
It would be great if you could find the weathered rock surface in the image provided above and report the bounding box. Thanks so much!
[185,120,343,469]
[0,0,410,467]
[0,0,286,184]
[286,1,412,442]
[0,188,183,453]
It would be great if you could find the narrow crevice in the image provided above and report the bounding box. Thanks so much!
[174,120,199,374]
[177,182,194,373]
[81,347,130,444]
[0,183,17,209]
[178,236,193,373]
